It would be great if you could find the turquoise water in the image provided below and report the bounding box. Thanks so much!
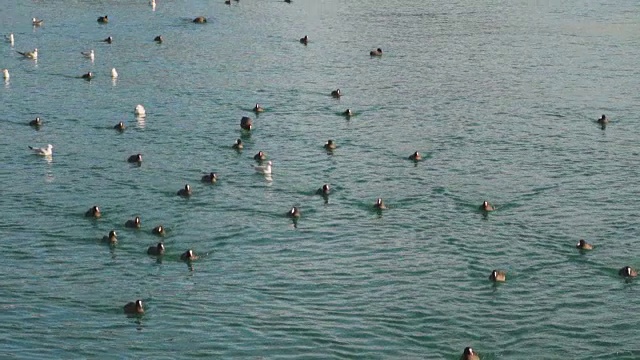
[1,0,640,358]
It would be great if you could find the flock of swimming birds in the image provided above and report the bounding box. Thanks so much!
[3,2,631,359]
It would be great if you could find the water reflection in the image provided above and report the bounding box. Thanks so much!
[136,115,146,129]
[45,158,54,182]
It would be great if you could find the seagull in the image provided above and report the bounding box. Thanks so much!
[29,144,53,156]
[17,48,38,60]
[82,50,95,61]
[2,69,9,80]
[135,104,146,116]
[32,18,44,26]
[111,68,118,79]
[254,161,272,175]
[5,33,14,45]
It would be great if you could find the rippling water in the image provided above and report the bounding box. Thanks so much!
[1,0,640,358]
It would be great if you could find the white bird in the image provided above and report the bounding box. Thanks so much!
[150,0,156,9]
[253,161,272,175]
[29,144,53,156]
[5,33,14,45]
[111,68,118,79]
[134,104,146,116]
[32,18,44,26]
[81,50,95,61]
[2,69,9,80]
[17,48,37,60]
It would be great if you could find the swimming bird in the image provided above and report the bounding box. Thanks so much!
[240,116,253,130]
[154,35,163,43]
[82,50,95,61]
[102,230,117,244]
[460,347,480,360]
[152,225,165,236]
[85,205,101,218]
[111,68,118,79]
[81,72,94,80]
[232,139,243,150]
[253,103,264,113]
[134,104,146,116]
[409,151,422,161]
[285,0,291,3]
[103,36,113,44]
[97,15,109,23]
[150,0,156,8]
[576,239,593,250]
[29,117,42,128]
[125,216,141,228]
[489,270,506,282]
[147,242,165,256]
[29,144,53,156]
[123,300,144,314]
[225,0,231,4]
[5,33,14,45]
[254,161,272,175]
[2,69,9,80]
[324,140,337,150]
[32,18,44,26]
[287,207,301,218]
[17,48,38,60]
[370,48,383,56]
[316,184,330,196]
[193,16,207,23]
[127,154,142,163]
[343,109,353,117]
[201,172,218,183]
[177,184,192,197]
[597,114,608,124]
[181,249,198,261]
[374,198,387,209]
[619,266,638,278]
[480,201,494,212]
[300,35,308,45]
[331,89,341,98]
[254,151,267,161]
